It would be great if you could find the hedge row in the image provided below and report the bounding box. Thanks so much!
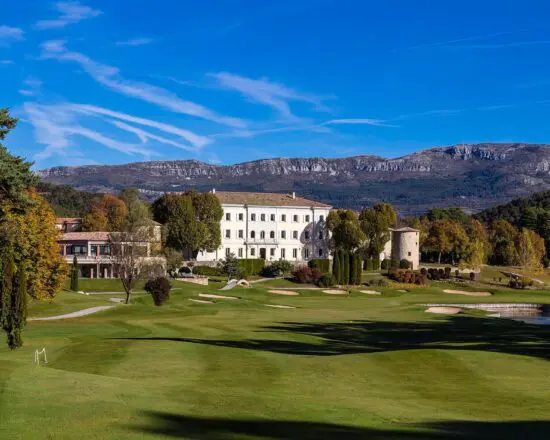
[308,259,330,273]
[238,259,265,276]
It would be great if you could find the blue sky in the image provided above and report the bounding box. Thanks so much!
[2,0,550,169]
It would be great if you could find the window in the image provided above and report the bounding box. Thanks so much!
[225,229,231,239]
[251,214,256,221]
[281,230,286,239]
[90,245,98,256]
[319,215,325,222]
[408,252,412,257]
[305,215,310,222]
[318,231,323,239]
[238,248,243,257]
[260,231,265,239]
[270,248,275,257]
[270,214,275,221]
[293,248,298,259]
[250,248,256,256]
[304,248,310,259]
[318,249,323,257]
[270,231,275,239]
[261,213,266,221]
[293,230,298,239]
[225,248,231,257]
[250,231,256,239]
[281,248,286,258]
[70,245,87,255]
[304,231,310,240]
[238,213,244,221]
[225,213,231,221]
[100,245,111,255]
[281,214,287,222]
[238,230,244,239]
[293,215,298,222]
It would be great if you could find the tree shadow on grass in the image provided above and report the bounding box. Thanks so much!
[113,316,550,360]
[132,412,550,439]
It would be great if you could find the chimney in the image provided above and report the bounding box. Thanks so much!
[292,192,296,200]
[212,188,216,194]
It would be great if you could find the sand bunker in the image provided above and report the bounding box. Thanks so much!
[199,293,240,300]
[426,306,462,315]
[264,304,296,309]
[189,299,214,304]
[268,290,299,296]
[324,289,348,295]
[360,290,381,295]
[443,289,491,297]
[396,290,408,293]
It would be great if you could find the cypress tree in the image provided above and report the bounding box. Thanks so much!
[333,251,341,285]
[350,254,357,285]
[70,256,79,291]
[11,264,27,349]
[0,247,15,349]
[339,250,345,284]
[343,251,350,285]
[356,256,363,285]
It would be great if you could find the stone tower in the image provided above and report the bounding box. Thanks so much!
[390,227,420,270]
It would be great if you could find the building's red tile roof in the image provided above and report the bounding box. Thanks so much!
[213,191,331,208]
[60,232,110,241]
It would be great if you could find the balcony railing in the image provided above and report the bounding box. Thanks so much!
[244,238,279,245]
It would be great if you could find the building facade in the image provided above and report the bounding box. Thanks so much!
[56,218,163,278]
[380,227,421,270]
[197,191,332,264]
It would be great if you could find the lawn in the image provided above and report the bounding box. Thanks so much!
[1,279,550,439]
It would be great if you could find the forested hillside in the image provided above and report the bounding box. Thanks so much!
[36,182,101,217]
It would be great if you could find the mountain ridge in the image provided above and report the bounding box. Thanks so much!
[37,143,550,215]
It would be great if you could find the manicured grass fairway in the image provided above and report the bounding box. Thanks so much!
[2,280,550,439]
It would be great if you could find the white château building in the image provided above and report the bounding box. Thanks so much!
[381,227,421,270]
[196,190,332,263]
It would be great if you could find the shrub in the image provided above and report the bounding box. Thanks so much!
[178,266,191,275]
[455,269,460,278]
[193,266,222,276]
[391,259,399,269]
[308,259,330,273]
[292,266,323,284]
[144,276,172,306]
[420,267,427,276]
[469,272,476,281]
[399,259,410,270]
[381,259,390,270]
[317,273,336,288]
[444,267,451,278]
[522,277,534,288]
[366,259,374,271]
[377,278,389,287]
[238,259,265,276]
[545,257,550,268]
[263,260,293,277]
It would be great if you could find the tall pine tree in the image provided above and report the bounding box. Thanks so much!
[12,263,27,348]
[1,246,16,348]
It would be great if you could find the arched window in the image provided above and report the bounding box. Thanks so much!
[260,231,265,239]
[270,231,275,239]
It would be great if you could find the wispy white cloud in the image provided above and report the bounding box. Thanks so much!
[116,37,154,47]
[323,118,396,127]
[69,104,211,149]
[39,41,247,128]
[0,26,24,45]
[393,31,515,51]
[24,103,159,162]
[19,78,43,97]
[209,72,332,122]
[0,60,14,65]
[453,40,550,49]
[35,1,102,30]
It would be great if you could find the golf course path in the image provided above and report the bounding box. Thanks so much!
[28,306,115,321]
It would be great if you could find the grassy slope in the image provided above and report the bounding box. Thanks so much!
[2,280,550,439]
